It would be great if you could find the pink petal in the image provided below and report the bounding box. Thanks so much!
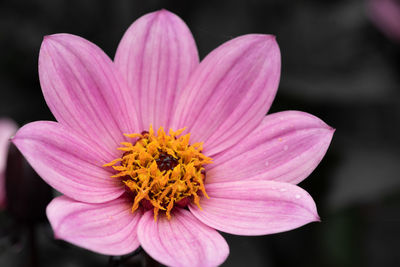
[115,10,199,130]
[172,34,281,155]
[138,209,229,267]
[39,33,139,153]
[207,111,334,184]
[47,195,141,255]
[190,180,319,235]
[0,119,18,209]
[12,121,124,203]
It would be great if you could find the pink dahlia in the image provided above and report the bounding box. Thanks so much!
[12,10,334,266]
[0,118,17,209]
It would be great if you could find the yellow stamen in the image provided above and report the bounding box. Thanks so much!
[103,125,212,221]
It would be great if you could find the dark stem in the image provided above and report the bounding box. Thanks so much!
[127,246,143,259]
[107,247,144,267]
[143,251,161,267]
[26,224,38,267]
[108,256,121,267]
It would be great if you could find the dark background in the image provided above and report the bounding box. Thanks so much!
[1,0,400,266]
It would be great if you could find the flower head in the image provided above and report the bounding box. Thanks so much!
[12,10,334,266]
[104,125,211,220]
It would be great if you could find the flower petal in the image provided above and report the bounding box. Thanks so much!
[115,10,199,130]
[39,33,139,153]
[12,121,124,203]
[138,209,229,267]
[207,111,334,184]
[172,34,281,155]
[190,180,319,235]
[47,195,141,255]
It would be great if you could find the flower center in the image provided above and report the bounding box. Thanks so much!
[103,126,212,220]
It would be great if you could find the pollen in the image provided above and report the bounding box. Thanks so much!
[103,125,212,221]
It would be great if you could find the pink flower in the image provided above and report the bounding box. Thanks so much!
[0,119,17,209]
[12,10,334,267]
[368,0,400,42]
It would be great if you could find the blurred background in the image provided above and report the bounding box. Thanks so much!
[1,0,399,266]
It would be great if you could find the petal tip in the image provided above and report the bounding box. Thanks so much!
[41,33,79,47]
[157,8,171,14]
[40,35,52,50]
[147,9,177,21]
[42,34,63,42]
[40,34,63,52]
[308,204,321,224]
[244,33,278,44]
[42,33,60,44]
[10,135,16,145]
[239,33,280,59]
[10,123,30,144]
[53,231,61,240]
[10,129,22,146]
[324,125,335,142]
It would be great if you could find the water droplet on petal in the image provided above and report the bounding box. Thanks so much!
[280,188,287,192]
[265,161,269,167]
[295,194,301,199]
